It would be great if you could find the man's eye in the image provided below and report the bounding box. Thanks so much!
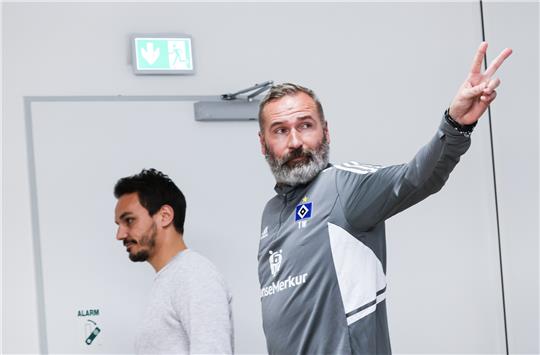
[126,218,134,225]
[274,128,287,135]
[299,122,312,130]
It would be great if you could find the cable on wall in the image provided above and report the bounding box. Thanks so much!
[479,1,510,354]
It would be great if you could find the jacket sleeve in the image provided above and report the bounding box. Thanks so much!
[336,115,472,231]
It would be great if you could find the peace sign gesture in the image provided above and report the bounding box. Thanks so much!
[449,42,512,125]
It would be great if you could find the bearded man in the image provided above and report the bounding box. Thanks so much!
[113,168,234,354]
[256,43,511,354]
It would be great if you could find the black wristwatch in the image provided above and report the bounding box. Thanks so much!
[444,108,477,137]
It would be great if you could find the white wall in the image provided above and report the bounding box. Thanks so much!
[484,2,539,353]
[2,2,538,354]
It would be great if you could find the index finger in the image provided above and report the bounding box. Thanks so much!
[470,42,488,74]
[484,48,513,78]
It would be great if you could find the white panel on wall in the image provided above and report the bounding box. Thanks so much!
[30,99,270,353]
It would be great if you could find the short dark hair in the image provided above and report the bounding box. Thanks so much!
[258,82,325,130]
[114,168,186,234]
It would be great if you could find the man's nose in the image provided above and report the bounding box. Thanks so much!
[116,226,127,240]
[287,129,302,150]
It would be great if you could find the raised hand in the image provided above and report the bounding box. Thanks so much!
[449,42,512,125]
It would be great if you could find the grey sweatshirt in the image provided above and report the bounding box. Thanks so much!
[135,249,234,354]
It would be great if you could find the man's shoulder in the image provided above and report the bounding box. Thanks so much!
[161,250,232,318]
[167,250,229,291]
[176,249,220,274]
[327,162,388,197]
[331,161,384,175]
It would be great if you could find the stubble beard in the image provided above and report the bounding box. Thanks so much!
[128,223,157,262]
[265,136,330,186]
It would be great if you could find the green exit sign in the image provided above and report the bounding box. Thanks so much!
[131,34,194,75]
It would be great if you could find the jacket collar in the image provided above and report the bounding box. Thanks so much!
[273,163,333,199]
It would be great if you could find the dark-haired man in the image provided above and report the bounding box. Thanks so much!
[256,43,511,354]
[114,168,234,354]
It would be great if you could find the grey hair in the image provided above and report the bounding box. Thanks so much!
[258,83,325,130]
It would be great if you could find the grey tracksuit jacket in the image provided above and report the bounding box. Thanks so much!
[258,116,471,354]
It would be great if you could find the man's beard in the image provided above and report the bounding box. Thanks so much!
[126,223,157,262]
[265,136,330,186]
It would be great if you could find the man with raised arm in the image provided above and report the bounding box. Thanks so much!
[256,43,512,354]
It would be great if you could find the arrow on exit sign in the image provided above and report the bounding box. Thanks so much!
[141,42,160,65]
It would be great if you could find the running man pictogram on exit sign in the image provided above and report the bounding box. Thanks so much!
[131,34,194,75]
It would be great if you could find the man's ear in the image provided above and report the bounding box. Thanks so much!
[157,205,174,228]
[323,121,330,144]
[259,131,267,156]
